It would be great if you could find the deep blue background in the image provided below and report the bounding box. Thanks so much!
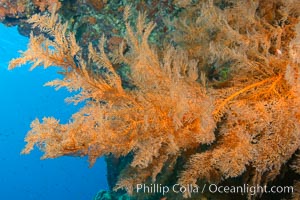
[0,24,108,199]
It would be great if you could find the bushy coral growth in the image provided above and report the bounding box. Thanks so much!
[9,0,300,199]
[172,0,300,192]
[9,5,216,191]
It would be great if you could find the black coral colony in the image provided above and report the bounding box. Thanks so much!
[8,0,300,199]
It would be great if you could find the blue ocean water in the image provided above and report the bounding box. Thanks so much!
[0,24,108,199]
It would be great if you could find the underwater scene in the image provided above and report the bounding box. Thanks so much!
[0,0,300,200]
